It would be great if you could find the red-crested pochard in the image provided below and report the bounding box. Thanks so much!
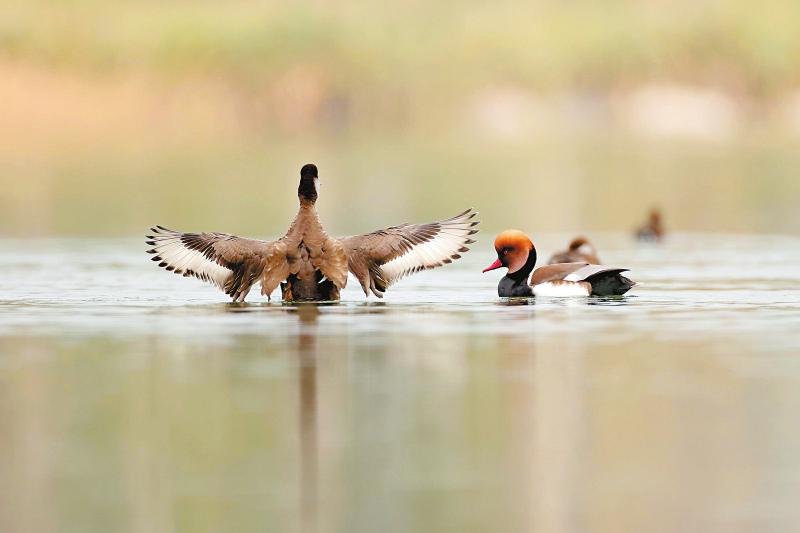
[483,230,634,297]
[147,164,479,302]
[636,208,665,241]
[548,236,600,265]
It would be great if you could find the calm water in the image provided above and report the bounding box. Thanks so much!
[1,233,800,533]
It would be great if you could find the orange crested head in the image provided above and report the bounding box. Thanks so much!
[483,230,535,273]
[493,229,533,253]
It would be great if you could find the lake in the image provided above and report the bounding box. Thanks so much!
[1,233,800,533]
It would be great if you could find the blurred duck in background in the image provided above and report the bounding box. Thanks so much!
[483,230,635,297]
[636,208,665,241]
[147,164,479,302]
[548,236,600,265]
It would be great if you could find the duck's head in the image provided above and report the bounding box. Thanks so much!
[568,236,591,251]
[647,207,664,228]
[298,163,319,203]
[482,229,537,275]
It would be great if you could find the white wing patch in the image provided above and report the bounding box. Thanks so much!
[564,264,628,282]
[533,281,591,297]
[379,213,477,284]
[146,227,232,289]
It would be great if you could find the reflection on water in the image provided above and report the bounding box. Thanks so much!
[296,305,320,533]
[1,234,800,533]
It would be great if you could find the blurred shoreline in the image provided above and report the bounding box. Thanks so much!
[2,1,799,236]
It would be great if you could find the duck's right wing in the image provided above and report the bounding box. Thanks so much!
[146,226,290,302]
[529,262,589,285]
[337,209,479,297]
[564,264,630,282]
[530,262,632,287]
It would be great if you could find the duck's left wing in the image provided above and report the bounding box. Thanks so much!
[146,226,289,302]
[337,209,479,297]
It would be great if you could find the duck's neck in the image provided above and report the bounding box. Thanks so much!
[298,176,318,204]
[284,198,321,241]
[507,248,537,283]
[293,199,320,227]
[498,250,537,297]
[298,196,317,209]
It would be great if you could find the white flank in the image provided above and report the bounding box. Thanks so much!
[379,212,476,284]
[148,230,231,288]
[532,282,591,297]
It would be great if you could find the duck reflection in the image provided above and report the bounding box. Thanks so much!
[497,296,632,306]
[498,298,532,306]
[293,304,320,533]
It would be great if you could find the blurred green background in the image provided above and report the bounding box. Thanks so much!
[1,0,799,236]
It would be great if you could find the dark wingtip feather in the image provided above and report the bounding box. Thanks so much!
[151,256,161,262]
[443,208,473,222]
[146,249,157,254]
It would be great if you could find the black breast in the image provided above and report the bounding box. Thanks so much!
[498,276,533,297]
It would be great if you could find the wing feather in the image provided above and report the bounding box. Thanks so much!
[564,264,629,282]
[338,209,479,297]
[146,226,279,301]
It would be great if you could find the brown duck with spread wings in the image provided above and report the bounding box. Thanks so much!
[146,164,479,302]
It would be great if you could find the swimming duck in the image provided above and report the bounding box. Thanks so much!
[147,164,479,302]
[636,208,665,241]
[483,230,634,297]
[547,236,600,265]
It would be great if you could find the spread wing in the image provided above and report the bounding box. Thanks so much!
[338,209,479,297]
[146,226,286,302]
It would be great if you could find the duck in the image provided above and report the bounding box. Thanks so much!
[483,230,634,297]
[147,163,479,302]
[636,208,664,241]
[547,236,600,265]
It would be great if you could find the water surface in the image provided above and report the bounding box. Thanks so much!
[1,233,799,533]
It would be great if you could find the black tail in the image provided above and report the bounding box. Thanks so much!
[588,272,635,296]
